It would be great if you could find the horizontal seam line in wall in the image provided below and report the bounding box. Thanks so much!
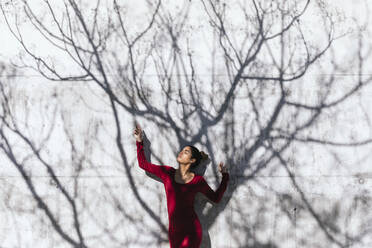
[0,175,369,178]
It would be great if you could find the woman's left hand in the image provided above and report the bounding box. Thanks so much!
[218,162,228,174]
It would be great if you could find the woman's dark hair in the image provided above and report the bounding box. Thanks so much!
[188,145,209,168]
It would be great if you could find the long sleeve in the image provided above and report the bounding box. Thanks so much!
[198,172,229,203]
[136,140,168,180]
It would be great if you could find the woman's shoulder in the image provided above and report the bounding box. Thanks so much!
[162,165,175,173]
[193,173,204,183]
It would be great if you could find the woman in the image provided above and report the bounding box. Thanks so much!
[134,123,229,248]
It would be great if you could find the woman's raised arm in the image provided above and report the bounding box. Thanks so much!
[134,124,168,180]
[198,172,229,203]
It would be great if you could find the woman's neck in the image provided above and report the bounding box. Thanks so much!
[178,164,192,177]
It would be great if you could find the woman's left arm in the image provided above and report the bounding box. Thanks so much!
[198,172,229,203]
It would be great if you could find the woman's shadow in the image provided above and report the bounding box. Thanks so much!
[141,133,163,183]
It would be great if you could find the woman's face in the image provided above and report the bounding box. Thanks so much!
[177,146,196,165]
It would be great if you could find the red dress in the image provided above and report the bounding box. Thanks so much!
[136,141,229,248]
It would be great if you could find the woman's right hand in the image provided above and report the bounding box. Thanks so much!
[134,123,143,142]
